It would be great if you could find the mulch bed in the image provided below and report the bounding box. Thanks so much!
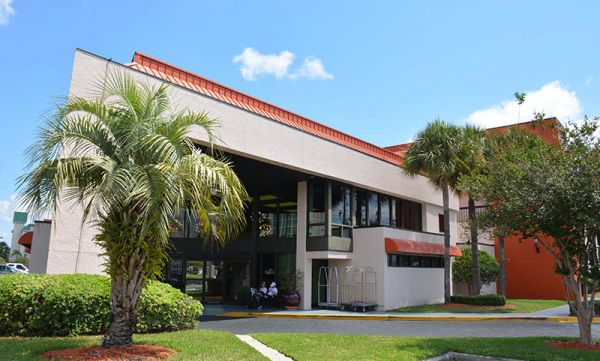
[441,303,517,310]
[42,345,175,360]
[546,340,600,352]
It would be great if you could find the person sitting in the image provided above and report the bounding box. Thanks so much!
[267,282,278,298]
[258,281,268,297]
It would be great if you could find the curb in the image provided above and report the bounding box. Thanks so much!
[218,312,599,323]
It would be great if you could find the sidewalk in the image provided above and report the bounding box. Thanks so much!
[212,303,598,323]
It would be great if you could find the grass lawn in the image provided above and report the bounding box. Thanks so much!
[254,333,600,361]
[389,299,565,314]
[0,330,266,361]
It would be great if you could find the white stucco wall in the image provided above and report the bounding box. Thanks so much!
[29,221,51,274]
[48,49,460,276]
[10,222,25,260]
[351,227,448,310]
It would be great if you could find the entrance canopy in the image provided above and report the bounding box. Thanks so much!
[385,237,462,257]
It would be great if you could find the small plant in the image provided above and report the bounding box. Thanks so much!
[279,269,303,293]
[451,294,506,306]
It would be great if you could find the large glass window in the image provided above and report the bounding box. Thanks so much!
[368,193,379,226]
[258,195,277,238]
[277,189,298,238]
[308,181,327,237]
[331,183,353,238]
[394,199,423,231]
[331,184,352,225]
[380,195,391,226]
[355,190,368,227]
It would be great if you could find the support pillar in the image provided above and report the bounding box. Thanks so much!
[296,181,311,310]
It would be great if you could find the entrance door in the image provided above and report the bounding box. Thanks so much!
[180,259,250,304]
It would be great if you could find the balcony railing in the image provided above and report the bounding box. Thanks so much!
[458,205,488,223]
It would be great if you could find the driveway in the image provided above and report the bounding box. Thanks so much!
[198,316,600,338]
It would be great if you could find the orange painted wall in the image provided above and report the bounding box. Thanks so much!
[488,119,565,300]
[495,234,565,300]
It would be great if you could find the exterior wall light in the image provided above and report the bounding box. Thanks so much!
[533,237,541,253]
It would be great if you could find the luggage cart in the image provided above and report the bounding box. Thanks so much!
[317,266,340,308]
[339,266,377,312]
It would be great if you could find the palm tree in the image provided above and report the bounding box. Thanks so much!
[459,125,486,295]
[18,73,248,348]
[403,120,466,303]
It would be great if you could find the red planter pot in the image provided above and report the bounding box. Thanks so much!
[282,291,301,310]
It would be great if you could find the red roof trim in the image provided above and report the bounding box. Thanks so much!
[128,52,404,166]
[385,237,462,257]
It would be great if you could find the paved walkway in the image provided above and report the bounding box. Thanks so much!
[206,303,582,322]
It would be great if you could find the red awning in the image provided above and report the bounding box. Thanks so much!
[385,237,462,257]
[18,231,33,247]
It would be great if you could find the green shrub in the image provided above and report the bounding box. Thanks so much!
[452,248,500,294]
[0,274,202,336]
[451,294,506,306]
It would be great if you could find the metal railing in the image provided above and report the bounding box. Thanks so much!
[458,205,488,222]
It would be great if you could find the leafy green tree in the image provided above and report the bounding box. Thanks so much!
[404,120,467,303]
[461,119,600,345]
[19,74,248,348]
[0,257,6,265]
[452,248,499,293]
[0,242,9,261]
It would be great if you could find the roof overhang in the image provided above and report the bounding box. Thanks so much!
[385,237,462,257]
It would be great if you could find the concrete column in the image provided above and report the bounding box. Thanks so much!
[29,221,52,274]
[296,181,312,309]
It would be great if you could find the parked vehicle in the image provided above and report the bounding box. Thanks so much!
[6,263,29,274]
[0,265,18,274]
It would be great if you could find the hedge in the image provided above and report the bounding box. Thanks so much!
[450,294,506,306]
[0,274,203,336]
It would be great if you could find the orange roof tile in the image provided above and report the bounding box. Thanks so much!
[128,52,404,166]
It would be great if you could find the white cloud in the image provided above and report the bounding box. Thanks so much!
[233,48,295,81]
[0,0,15,26]
[0,194,19,222]
[466,81,582,128]
[289,56,334,80]
[233,48,333,81]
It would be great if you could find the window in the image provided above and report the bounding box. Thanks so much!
[380,196,391,226]
[368,193,379,226]
[387,254,444,268]
[387,254,399,267]
[394,199,423,231]
[332,183,353,238]
[258,195,277,238]
[277,190,298,238]
[438,214,445,233]
[308,181,327,237]
[355,190,368,227]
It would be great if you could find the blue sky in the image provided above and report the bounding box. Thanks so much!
[1,0,599,241]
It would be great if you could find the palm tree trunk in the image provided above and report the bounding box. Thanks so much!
[468,197,480,295]
[442,184,451,304]
[102,253,146,348]
[498,232,506,296]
